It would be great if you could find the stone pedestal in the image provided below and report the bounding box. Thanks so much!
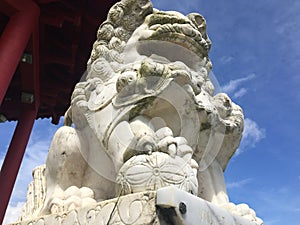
[156,187,257,225]
[9,187,257,225]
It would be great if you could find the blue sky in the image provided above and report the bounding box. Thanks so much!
[1,0,300,224]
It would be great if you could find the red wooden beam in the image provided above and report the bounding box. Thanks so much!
[41,11,82,27]
[0,0,39,105]
[36,0,62,4]
[20,24,40,110]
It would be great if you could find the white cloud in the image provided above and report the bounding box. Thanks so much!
[262,219,280,225]
[243,118,266,144]
[3,202,24,225]
[227,178,253,189]
[236,118,265,155]
[275,2,300,36]
[221,73,255,96]
[220,55,234,64]
[9,139,50,203]
[233,87,247,98]
[254,186,300,224]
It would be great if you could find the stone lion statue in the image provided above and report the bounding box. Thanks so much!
[20,0,262,224]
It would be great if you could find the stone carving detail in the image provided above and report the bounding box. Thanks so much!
[13,192,157,225]
[117,152,198,195]
[17,0,263,224]
[48,186,97,215]
[20,165,46,221]
[11,189,262,225]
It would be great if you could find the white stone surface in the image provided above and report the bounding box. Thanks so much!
[157,186,262,225]
[10,192,157,225]
[117,152,198,195]
[16,0,262,224]
[10,188,261,225]
[19,165,46,221]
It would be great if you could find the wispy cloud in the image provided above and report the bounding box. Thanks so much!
[275,1,300,42]
[220,55,234,65]
[262,219,280,225]
[9,139,50,203]
[236,118,265,155]
[233,87,247,98]
[243,118,266,147]
[243,118,265,145]
[227,178,253,189]
[3,202,24,225]
[221,74,255,96]
[254,186,300,224]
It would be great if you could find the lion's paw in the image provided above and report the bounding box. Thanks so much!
[49,186,97,214]
[156,127,198,173]
[221,203,263,225]
[156,127,192,158]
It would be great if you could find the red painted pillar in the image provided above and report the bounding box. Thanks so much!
[0,1,40,105]
[0,109,37,224]
[0,1,40,223]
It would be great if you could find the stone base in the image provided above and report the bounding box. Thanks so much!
[9,187,257,225]
[156,187,258,225]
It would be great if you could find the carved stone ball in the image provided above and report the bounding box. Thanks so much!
[117,152,198,195]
